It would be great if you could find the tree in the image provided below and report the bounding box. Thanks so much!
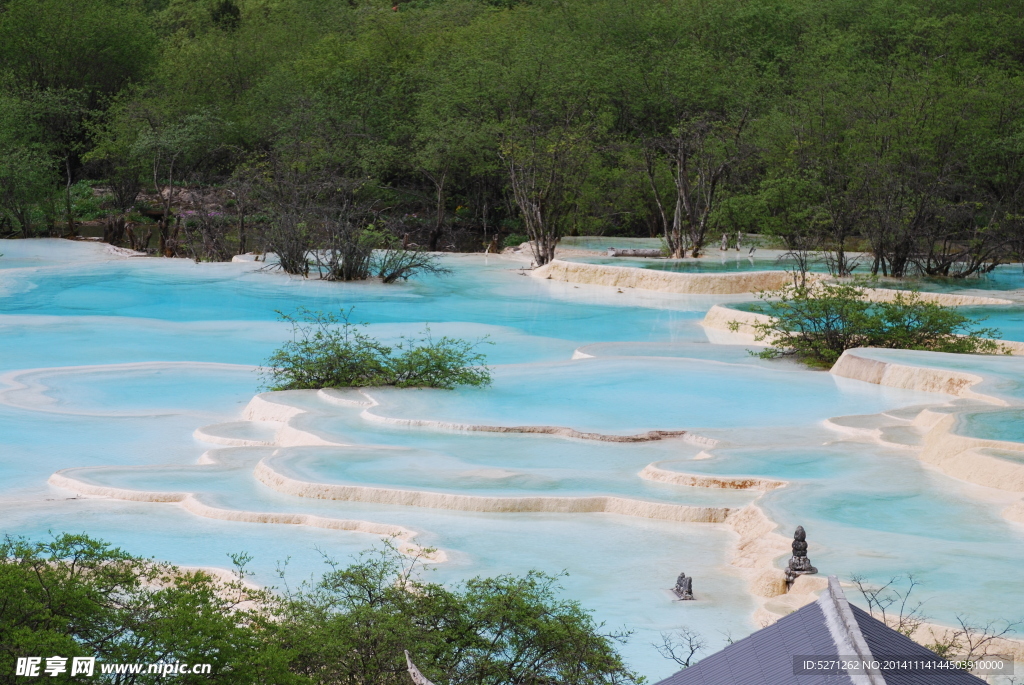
[777,79,871,277]
[653,111,752,258]
[0,0,156,233]
[500,115,593,266]
[655,628,708,669]
[32,89,90,237]
[244,144,331,276]
[372,233,452,284]
[134,112,224,256]
[0,92,54,236]
[433,11,599,266]
[851,574,1023,664]
[0,0,155,106]
[0,533,292,685]
[277,544,639,685]
[4,534,639,685]
[743,283,1007,367]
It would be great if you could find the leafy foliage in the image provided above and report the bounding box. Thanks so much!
[0,534,638,685]
[262,309,491,391]
[0,533,289,684]
[279,544,639,685]
[502,234,529,249]
[743,283,1007,367]
[4,0,1024,268]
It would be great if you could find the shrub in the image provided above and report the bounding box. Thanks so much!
[502,233,529,249]
[389,330,492,388]
[262,309,491,391]
[742,283,1007,367]
[367,225,453,284]
[69,181,107,221]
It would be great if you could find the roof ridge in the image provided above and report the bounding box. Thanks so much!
[818,575,887,685]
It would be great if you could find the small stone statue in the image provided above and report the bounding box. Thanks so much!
[673,572,694,600]
[785,526,818,583]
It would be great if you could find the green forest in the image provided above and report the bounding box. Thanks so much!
[2,0,1024,275]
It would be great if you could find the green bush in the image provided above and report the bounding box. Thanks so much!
[502,234,529,249]
[69,180,107,221]
[262,309,492,391]
[742,283,1008,367]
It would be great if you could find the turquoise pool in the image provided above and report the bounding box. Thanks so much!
[2,239,1023,679]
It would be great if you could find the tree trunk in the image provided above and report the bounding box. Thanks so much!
[158,157,176,256]
[643,146,683,258]
[237,212,246,255]
[63,158,76,238]
[427,172,446,252]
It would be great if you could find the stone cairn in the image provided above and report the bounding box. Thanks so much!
[784,526,818,584]
[672,572,694,600]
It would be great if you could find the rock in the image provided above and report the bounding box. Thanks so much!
[672,571,695,600]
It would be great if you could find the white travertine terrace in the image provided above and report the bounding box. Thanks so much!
[830,349,1001,403]
[10,240,1024,668]
[47,468,441,560]
[44,358,1024,646]
[722,503,808,608]
[359,408,700,442]
[860,287,1012,306]
[242,393,308,422]
[1004,500,1024,524]
[254,455,733,522]
[825,349,1024,524]
[531,258,1019,304]
[531,259,795,294]
[238,381,1024,620]
[238,390,806,610]
[47,382,791,603]
[822,414,923,450]
[246,389,721,445]
[192,422,278,446]
[638,463,786,492]
[701,304,772,342]
[918,413,1024,493]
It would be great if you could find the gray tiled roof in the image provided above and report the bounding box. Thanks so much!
[851,605,987,685]
[653,577,988,685]
[653,601,854,685]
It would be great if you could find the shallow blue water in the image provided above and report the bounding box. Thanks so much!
[963,306,1024,342]
[558,236,663,251]
[3,240,1024,678]
[958,409,1024,443]
[576,255,811,273]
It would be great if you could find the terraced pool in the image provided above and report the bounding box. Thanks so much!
[2,239,1023,679]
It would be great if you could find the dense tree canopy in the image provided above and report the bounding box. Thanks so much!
[0,534,636,685]
[2,0,1024,272]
